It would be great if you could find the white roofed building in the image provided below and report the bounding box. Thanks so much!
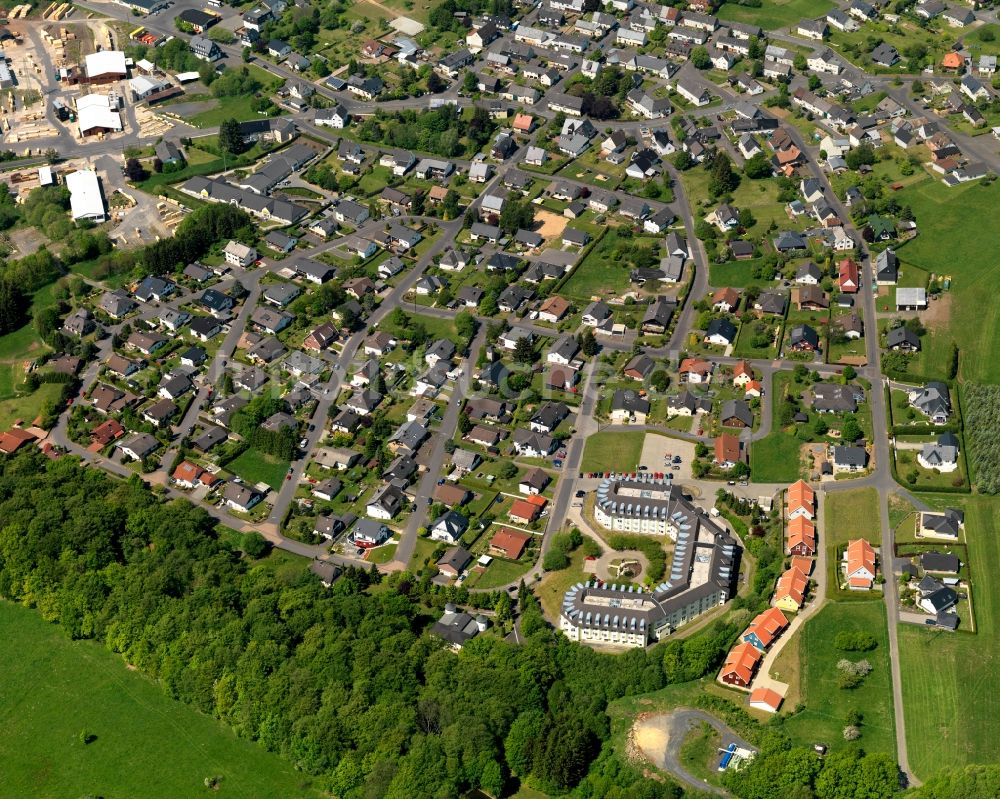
[66,170,106,222]
[84,50,128,82]
[77,94,123,136]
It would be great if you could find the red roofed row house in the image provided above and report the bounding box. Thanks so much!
[720,607,790,690]
[776,481,817,611]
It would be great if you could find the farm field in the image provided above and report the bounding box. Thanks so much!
[894,177,1000,383]
[898,494,1000,779]
[0,601,317,799]
[779,600,896,755]
[228,449,290,491]
[717,0,834,30]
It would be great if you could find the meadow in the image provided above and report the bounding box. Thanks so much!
[895,177,1000,383]
[898,494,1000,779]
[0,601,317,799]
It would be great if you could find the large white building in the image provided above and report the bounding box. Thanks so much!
[66,170,106,222]
[561,480,739,648]
[77,94,123,136]
[84,50,128,82]
[594,476,699,535]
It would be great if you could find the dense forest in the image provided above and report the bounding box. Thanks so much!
[0,453,994,798]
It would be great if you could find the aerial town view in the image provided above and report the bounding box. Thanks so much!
[0,0,998,796]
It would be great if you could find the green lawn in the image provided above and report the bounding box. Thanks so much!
[366,541,398,565]
[823,487,881,599]
[228,450,290,491]
[0,601,317,799]
[679,722,724,788]
[717,0,834,30]
[893,446,969,492]
[190,97,284,128]
[894,177,1000,382]
[709,258,768,289]
[0,362,22,399]
[781,601,896,756]
[580,430,646,473]
[468,556,534,589]
[750,432,803,483]
[898,495,1000,779]
[560,229,645,302]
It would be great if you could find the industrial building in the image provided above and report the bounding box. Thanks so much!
[66,170,106,222]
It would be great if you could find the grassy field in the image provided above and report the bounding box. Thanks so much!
[190,96,285,128]
[780,600,896,755]
[709,258,767,289]
[560,230,640,302]
[538,548,590,620]
[823,488,881,599]
[0,382,63,430]
[894,177,1000,382]
[717,0,834,30]
[0,601,317,799]
[0,323,48,361]
[679,722,724,788]
[898,494,1000,779]
[228,450,290,490]
[580,430,646,473]
[750,432,803,483]
[467,556,534,589]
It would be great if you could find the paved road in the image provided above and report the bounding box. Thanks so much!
[393,321,488,569]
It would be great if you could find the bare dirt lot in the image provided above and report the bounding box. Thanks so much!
[534,208,568,241]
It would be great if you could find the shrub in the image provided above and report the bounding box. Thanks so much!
[834,631,877,651]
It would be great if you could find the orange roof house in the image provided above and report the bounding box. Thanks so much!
[172,460,204,488]
[91,418,125,447]
[773,567,809,611]
[512,113,534,133]
[538,295,571,321]
[844,538,877,590]
[0,428,35,454]
[732,359,754,386]
[679,357,713,382]
[741,607,789,650]
[714,433,743,468]
[744,379,763,398]
[791,555,814,576]
[489,527,532,559]
[509,495,546,525]
[942,52,963,70]
[720,642,762,687]
[787,516,816,556]
[786,479,815,520]
[749,687,784,713]
[712,287,740,310]
[838,258,859,293]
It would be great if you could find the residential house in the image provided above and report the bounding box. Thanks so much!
[843,538,876,589]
